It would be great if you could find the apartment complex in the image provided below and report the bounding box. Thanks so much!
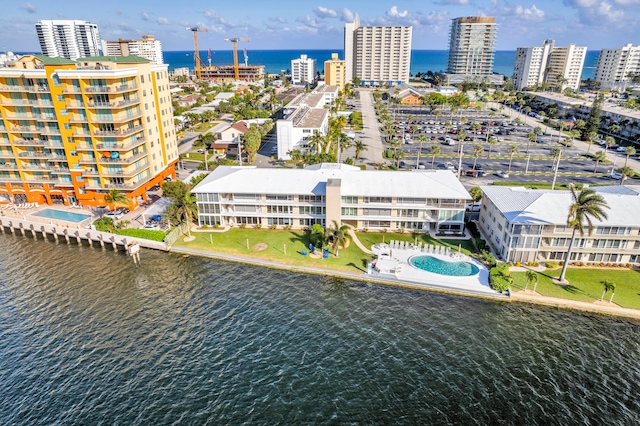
[193,164,470,233]
[0,55,179,208]
[290,54,317,84]
[35,20,102,60]
[444,17,497,84]
[595,44,640,90]
[513,40,586,91]
[102,35,164,65]
[344,20,412,86]
[479,186,640,265]
[275,85,337,159]
[324,53,346,90]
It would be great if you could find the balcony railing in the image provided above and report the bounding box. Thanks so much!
[0,85,50,93]
[92,112,143,124]
[99,151,147,164]
[96,138,145,151]
[93,125,144,137]
[17,152,64,160]
[13,139,64,148]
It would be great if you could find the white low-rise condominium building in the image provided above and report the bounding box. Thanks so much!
[35,20,102,60]
[291,54,317,84]
[193,164,470,233]
[102,35,164,65]
[344,20,412,86]
[595,44,640,91]
[275,85,338,160]
[479,186,640,265]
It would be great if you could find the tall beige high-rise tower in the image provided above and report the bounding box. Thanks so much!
[324,53,346,89]
[344,20,412,86]
[447,16,497,76]
[102,35,164,65]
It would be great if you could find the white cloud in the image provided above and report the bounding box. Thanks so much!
[295,15,325,29]
[435,0,471,4]
[21,3,36,13]
[157,17,169,25]
[314,6,338,18]
[515,4,545,20]
[386,6,410,18]
[563,0,628,23]
[269,17,287,23]
[141,12,150,21]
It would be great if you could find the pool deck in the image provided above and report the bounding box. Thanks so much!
[371,242,497,296]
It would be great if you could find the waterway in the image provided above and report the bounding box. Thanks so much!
[1,234,639,424]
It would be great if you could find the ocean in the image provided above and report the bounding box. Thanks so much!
[164,49,600,80]
[1,234,639,424]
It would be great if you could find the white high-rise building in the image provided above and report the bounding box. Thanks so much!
[546,44,587,91]
[512,40,586,91]
[35,20,101,60]
[513,40,554,90]
[595,44,640,90]
[290,54,317,84]
[344,20,412,86]
[101,35,164,65]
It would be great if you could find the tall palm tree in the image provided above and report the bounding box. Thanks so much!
[550,147,562,170]
[104,189,128,212]
[429,144,441,169]
[486,136,498,158]
[600,281,616,303]
[472,144,483,170]
[395,149,406,168]
[558,186,610,283]
[416,134,428,169]
[308,130,324,154]
[618,166,634,184]
[354,140,368,160]
[624,146,636,166]
[507,144,519,172]
[326,220,350,257]
[593,150,607,175]
[526,132,537,154]
[524,270,538,292]
[175,186,198,238]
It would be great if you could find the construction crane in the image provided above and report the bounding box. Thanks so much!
[186,26,208,79]
[224,38,251,80]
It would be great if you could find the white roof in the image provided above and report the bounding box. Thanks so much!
[214,92,235,100]
[481,185,640,226]
[194,164,471,199]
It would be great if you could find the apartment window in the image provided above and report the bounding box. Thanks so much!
[363,196,392,204]
[141,75,144,83]
[341,207,357,216]
[341,196,358,204]
[266,194,293,201]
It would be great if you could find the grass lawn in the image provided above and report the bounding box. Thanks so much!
[174,228,376,274]
[192,123,217,132]
[355,231,477,256]
[184,152,205,161]
[511,267,640,310]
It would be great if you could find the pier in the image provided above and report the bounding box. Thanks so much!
[0,217,168,252]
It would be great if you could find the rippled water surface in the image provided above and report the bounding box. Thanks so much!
[1,234,639,425]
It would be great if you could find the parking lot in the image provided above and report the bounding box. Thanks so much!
[378,102,639,186]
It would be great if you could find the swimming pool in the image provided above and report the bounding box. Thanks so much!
[31,208,92,223]
[409,255,479,277]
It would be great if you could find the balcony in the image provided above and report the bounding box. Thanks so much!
[96,138,146,151]
[84,181,141,190]
[0,85,50,93]
[66,102,85,109]
[82,169,100,176]
[101,164,149,177]
[84,84,138,93]
[13,139,64,148]
[93,124,144,137]
[72,130,92,137]
[0,139,11,146]
[0,151,14,158]
[0,163,19,170]
[92,112,143,123]
[98,151,148,164]
[17,152,63,160]
[87,101,116,108]
[69,115,89,123]
[63,87,82,94]
[78,156,98,164]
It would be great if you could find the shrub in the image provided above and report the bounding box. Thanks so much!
[285,224,292,230]
[381,228,387,234]
[240,223,247,229]
[489,263,512,292]
[599,262,605,267]
[254,223,262,229]
[362,228,368,233]
[515,261,521,267]
[481,249,496,267]
[269,224,277,230]
[114,228,166,242]
[214,223,220,229]
[397,228,405,234]
[545,260,559,269]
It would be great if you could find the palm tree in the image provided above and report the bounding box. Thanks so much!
[604,135,615,151]
[175,186,198,238]
[507,144,519,172]
[486,136,498,158]
[326,220,350,257]
[558,186,610,283]
[395,149,406,168]
[523,106,531,124]
[416,134,428,169]
[550,147,562,170]
[354,140,368,160]
[600,280,616,302]
[618,166,634,184]
[593,150,607,175]
[104,189,128,212]
[429,144,441,169]
[524,270,538,292]
[472,144,483,170]
[624,146,636,166]
[526,132,537,154]
[457,129,467,144]
[308,130,324,154]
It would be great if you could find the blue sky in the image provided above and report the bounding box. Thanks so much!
[1,0,639,52]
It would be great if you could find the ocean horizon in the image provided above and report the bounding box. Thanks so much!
[164,49,599,80]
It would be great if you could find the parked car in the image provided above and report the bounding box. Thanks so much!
[465,170,485,178]
[149,214,163,222]
[496,171,510,178]
[418,162,426,169]
[616,146,627,152]
[104,211,124,220]
[399,160,407,168]
[142,223,160,230]
[443,162,456,170]
[466,202,481,212]
[270,146,278,154]
[149,184,161,192]
[608,172,624,180]
[115,208,130,215]
[473,164,483,170]
[444,138,455,146]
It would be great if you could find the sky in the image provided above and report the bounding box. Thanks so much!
[1,0,639,53]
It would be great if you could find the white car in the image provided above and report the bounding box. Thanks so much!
[142,223,160,230]
[444,138,455,146]
[616,146,627,152]
[608,172,624,180]
[104,211,124,220]
[497,137,504,142]
[497,171,510,178]
[443,162,456,170]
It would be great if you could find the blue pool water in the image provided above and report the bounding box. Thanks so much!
[31,208,92,223]
[410,255,479,277]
